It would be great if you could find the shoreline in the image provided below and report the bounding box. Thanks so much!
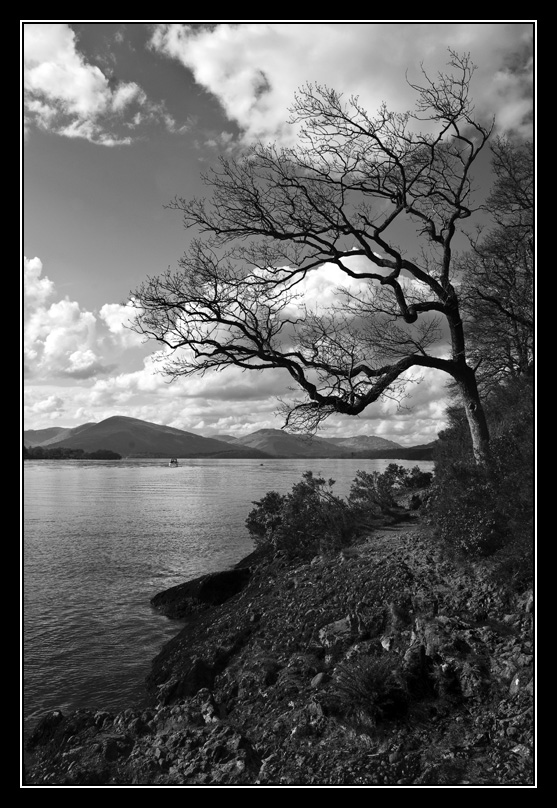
[24,515,534,786]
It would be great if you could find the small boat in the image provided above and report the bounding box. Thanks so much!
[168,458,179,467]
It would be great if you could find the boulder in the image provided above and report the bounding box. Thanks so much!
[151,567,252,619]
[26,710,65,750]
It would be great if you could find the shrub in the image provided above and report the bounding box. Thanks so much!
[348,465,402,514]
[428,375,533,567]
[246,464,435,560]
[245,471,362,559]
[348,463,433,514]
[427,468,511,557]
[244,490,285,540]
[334,653,409,723]
[406,465,434,489]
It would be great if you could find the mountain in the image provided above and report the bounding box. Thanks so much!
[195,429,433,459]
[26,417,436,460]
[24,424,98,447]
[28,423,97,447]
[325,435,402,451]
[44,416,272,459]
[232,428,348,458]
[24,427,68,447]
[349,442,438,461]
[213,434,241,445]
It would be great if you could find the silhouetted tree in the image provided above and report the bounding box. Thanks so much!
[131,52,496,464]
[459,137,533,393]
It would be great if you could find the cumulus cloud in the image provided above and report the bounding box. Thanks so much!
[99,302,145,348]
[23,258,451,442]
[150,22,534,145]
[23,23,180,145]
[62,349,117,379]
[111,81,145,112]
[24,393,66,421]
[24,256,55,309]
[23,256,134,380]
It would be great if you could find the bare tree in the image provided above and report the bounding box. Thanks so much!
[131,52,495,464]
[459,138,534,393]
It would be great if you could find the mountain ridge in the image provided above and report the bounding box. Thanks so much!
[25,416,271,460]
[24,416,436,460]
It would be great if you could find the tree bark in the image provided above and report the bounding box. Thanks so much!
[454,365,491,466]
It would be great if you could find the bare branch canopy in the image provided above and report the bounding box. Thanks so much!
[131,51,502,464]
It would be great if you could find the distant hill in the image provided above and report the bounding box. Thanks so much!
[232,428,348,458]
[28,423,97,447]
[25,417,436,460]
[24,424,98,447]
[326,435,402,451]
[193,428,435,459]
[44,416,272,459]
[349,442,438,461]
[215,429,420,459]
[24,427,68,447]
[213,434,241,445]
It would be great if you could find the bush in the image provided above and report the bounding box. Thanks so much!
[245,464,434,560]
[244,490,285,540]
[245,471,362,559]
[348,464,433,515]
[406,465,434,489]
[334,653,409,723]
[428,375,533,568]
[348,464,411,514]
[427,468,511,557]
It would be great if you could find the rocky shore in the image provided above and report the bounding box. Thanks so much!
[24,512,534,786]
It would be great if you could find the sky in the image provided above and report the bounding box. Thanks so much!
[22,21,535,445]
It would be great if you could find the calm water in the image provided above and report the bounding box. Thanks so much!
[23,457,434,740]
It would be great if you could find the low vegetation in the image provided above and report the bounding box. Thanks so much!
[334,652,411,727]
[426,375,533,588]
[24,446,122,460]
[245,464,433,559]
[246,372,533,596]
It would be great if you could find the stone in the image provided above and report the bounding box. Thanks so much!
[310,672,327,688]
[101,735,134,762]
[151,567,252,619]
[509,668,531,696]
[318,617,352,648]
[26,710,65,750]
[158,657,215,704]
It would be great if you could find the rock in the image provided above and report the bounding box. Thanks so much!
[158,657,216,704]
[319,616,352,650]
[23,519,534,786]
[519,590,534,613]
[101,735,134,762]
[509,668,532,696]
[94,710,113,729]
[151,568,252,619]
[310,672,328,688]
[26,710,65,750]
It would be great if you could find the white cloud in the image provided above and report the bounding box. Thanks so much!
[99,302,145,348]
[23,256,451,443]
[24,256,55,308]
[56,117,133,146]
[111,81,145,112]
[150,22,534,145]
[25,293,110,380]
[63,349,116,379]
[25,23,110,115]
[23,256,139,380]
[24,23,150,145]
[24,393,66,420]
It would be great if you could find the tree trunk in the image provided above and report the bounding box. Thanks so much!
[454,365,491,466]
